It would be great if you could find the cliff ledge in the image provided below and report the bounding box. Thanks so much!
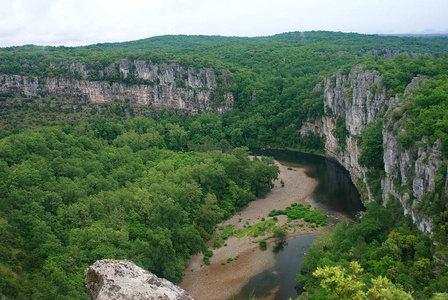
[84,259,195,300]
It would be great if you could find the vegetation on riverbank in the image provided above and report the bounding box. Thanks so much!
[297,201,448,299]
[0,118,279,298]
[1,31,448,299]
[209,203,327,252]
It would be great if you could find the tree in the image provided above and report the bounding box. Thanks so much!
[359,120,384,170]
[313,261,414,299]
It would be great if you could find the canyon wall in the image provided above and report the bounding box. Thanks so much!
[0,60,233,113]
[300,66,447,233]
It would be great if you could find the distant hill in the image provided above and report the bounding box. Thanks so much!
[82,31,448,56]
[82,34,252,51]
[2,29,448,300]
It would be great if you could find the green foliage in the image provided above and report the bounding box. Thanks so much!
[394,76,448,156]
[298,203,448,299]
[359,120,384,170]
[371,83,378,94]
[269,203,327,226]
[2,31,448,299]
[9,32,433,153]
[272,226,287,238]
[233,219,278,239]
[346,87,353,103]
[313,262,414,299]
[5,32,448,155]
[357,119,385,203]
[213,240,225,249]
[259,240,267,248]
[204,249,214,258]
[366,170,385,204]
[332,116,348,151]
[0,119,279,297]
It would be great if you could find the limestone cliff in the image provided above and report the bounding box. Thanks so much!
[300,66,447,234]
[0,59,233,113]
[84,259,195,300]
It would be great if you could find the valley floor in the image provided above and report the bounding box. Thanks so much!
[180,160,330,300]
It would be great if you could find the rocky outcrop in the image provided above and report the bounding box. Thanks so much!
[300,66,447,234]
[300,66,388,201]
[0,60,233,114]
[84,259,195,300]
[363,48,430,58]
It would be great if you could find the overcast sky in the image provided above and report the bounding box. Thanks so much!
[1,0,447,47]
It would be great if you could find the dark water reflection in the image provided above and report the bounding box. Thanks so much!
[236,235,317,300]
[251,149,364,220]
[237,149,365,299]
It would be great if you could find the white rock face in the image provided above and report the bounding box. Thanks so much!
[84,259,195,300]
[303,66,388,202]
[0,60,233,114]
[301,65,447,234]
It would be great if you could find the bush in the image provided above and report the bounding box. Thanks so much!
[359,120,384,170]
[268,204,327,226]
[273,226,287,238]
[204,249,213,258]
[259,240,267,248]
[213,240,224,249]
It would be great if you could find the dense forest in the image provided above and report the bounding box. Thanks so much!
[297,201,448,299]
[0,117,279,298]
[1,31,448,299]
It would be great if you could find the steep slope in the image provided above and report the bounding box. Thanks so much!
[300,66,447,236]
[0,59,233,113]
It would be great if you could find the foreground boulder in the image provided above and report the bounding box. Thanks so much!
[84,259,195,300]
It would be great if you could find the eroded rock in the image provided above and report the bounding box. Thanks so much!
[0,60,234,114]
[84,259,195,300]
[300,66,446,234]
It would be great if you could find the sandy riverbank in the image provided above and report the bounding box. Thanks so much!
[180,160,330,300]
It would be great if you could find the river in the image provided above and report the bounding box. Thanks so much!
[235,149,365,299]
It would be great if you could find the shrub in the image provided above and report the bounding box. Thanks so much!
[213,240,224,249]
[273,226,287,238]
[204,249,213,258]
[259,240,267,248]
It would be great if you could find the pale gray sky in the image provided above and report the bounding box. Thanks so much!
[1,0,447,47]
